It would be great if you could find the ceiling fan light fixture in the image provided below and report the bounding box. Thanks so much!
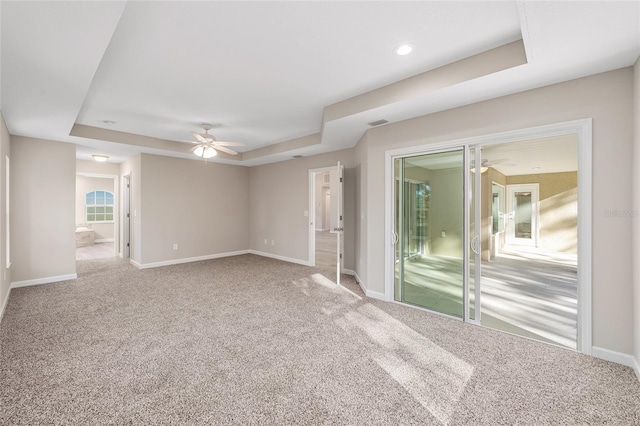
[92,154,109,162]
[194,145,217,159]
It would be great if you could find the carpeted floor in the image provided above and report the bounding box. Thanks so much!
[1,254,638,424]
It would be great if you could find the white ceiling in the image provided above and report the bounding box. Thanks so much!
[1,1,639,166]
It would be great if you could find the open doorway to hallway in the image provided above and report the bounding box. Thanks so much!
[312,169,338,270]
[479,135,578,349]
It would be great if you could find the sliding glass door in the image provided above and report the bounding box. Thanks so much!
[394,150,467,318]
[393,147,481,321]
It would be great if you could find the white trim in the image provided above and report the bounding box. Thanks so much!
[366,289,387,301]
[384,152,395,302]
[592,347,640,379]
[11,273,78,288]
[95,238,115,243]
[249,250,311,267]
[76,172,119,179]
[384,118,593,354]
[353,270,367,293]
[352,270,386,301]
[130,250,251,269]
[0,287,11,322]
[342,268,355,276]
[309,165,342,269]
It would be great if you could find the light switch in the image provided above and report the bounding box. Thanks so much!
[303,210,309,217]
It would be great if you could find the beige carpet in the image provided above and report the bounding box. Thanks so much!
[1,254,639,424]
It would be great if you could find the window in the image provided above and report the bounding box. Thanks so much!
[86,190,114,223]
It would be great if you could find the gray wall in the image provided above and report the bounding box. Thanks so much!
[248,149,355,269]
[429,168,463,258]
[0,114,11,316]
[138,154,250,264]
[11,136,76,283]
[356,68,634,354]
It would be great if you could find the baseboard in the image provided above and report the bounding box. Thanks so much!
[249,250,311,267]
[353,270,367,294]
[130,250,251,269]
[342,268,355,276]
[95,238,115,243]
[366,288,387,301]
[11,273,78,289]
[351,270,387,301]
[592,346,640,381]
[0,286,11,322]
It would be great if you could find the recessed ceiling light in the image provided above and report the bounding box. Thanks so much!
[102,120,116,126]
[92,154,109,162]
[394,44,414,56]
[532,166,542,170]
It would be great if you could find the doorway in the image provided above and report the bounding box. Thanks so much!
[506,184,539,246]
[75,173,118,261]
[385,119,591,353]
[309,163,344,283]
[394,150,464,317]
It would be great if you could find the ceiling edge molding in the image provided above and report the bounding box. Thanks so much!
[322,39,527,124]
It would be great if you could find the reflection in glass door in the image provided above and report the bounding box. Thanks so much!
[394,150,465,318]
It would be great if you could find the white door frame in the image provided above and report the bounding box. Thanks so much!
[122,174,131,259]
[384,118,592,354]
[506,183,540,247]
[308,165,343,272]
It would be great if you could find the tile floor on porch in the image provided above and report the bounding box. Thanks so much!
[398,245,577,349]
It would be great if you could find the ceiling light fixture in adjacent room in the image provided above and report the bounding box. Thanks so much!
[394,44,414,56]
[102,120,116,126]
[92,154,109,162]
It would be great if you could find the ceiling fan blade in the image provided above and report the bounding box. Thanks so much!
[191,132,209,143]
[213,141,244,147]
[214,145,239,155]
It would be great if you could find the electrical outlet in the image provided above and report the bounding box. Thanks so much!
[271,240,275,246]
[264,238,268,245]
[173,243,178,250]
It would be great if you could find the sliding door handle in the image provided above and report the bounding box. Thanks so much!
[392,231,399,245]
[471,236,480,255]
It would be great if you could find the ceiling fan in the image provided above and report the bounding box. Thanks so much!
[188,124,244,159]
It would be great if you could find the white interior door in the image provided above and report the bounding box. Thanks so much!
[331,162,344,285]
[506,184,539,246]
[123,175,131,259]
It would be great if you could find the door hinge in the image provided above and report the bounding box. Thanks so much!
[127,184,130,188]
[340,253,342,259]
[127,213,130,218]
[340,215,342,220]
[127,243,130,247]
[340,177,343,183]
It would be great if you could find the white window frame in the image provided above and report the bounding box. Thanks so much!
[85,190,115,224]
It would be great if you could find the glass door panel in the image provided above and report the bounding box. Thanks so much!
[394,150,465,318]
[506,184,539,246]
